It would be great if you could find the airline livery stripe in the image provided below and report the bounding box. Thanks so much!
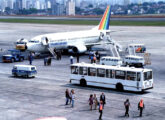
[102,7,109,30]
[105,6,111,30]
[98,6,109,30]
[103,7,110,29]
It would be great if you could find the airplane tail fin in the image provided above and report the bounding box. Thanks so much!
[98,6,112,30]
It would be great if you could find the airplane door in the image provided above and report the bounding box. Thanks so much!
[41,37,49,46]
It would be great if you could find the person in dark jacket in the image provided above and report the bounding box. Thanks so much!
[76,54,79,63]
[100,93,106,108]
[65,89,70,105]
[138,99,145,117]
[89,94,93,110]
[28,52,33,65]
[124,99,130,117]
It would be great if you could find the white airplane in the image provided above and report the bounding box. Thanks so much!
[26,6,118,54]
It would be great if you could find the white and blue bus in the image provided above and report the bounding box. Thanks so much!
[12,65,37,78]
[70,63,153,92]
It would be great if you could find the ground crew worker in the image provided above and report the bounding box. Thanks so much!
[70,56,73,64]
[28,52,33,65]
[76,54,79,63]
[138,99,145,117]
[124,99,130,117]
[100,93,106,108]
[99,101,103,120]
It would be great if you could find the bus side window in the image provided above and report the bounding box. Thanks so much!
[88,68,96,76]
[115,70,126,80]
[106,70,114,78]
[106,69,110,78]
[71,66,78,74]
[111,70,115,78]
[97,68,105,77]
[127,71,136,81]
[137,72,141,81]
[79,67,87,75]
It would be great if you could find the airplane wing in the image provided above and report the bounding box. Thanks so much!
[85,41,113,47]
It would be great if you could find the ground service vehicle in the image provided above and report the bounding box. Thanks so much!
[124,55,145,67]
[12,65,37,78]
[127,44,146,53]
[15,38,28,51]
[100,56,122,66]
[2,49,24,63]
[70,63,153,92]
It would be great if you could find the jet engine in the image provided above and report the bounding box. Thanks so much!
[69,45,87,54]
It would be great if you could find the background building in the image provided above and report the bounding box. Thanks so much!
[66,0,75,16]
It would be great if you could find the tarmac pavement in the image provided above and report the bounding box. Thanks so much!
[0,23,165,120]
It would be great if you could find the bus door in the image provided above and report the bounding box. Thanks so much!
[137,72,141,90]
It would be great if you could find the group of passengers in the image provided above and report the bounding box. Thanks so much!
[88,93,106,111]
[89,51,100,63]
[44,56,52,66]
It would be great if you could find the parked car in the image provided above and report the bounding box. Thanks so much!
[100,56,122,66]
[12,65,37,78]
[124,55,144,67]
[2,49,24,63]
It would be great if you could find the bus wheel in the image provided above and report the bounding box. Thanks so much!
[80,79,87,87]
[116,83,124,91]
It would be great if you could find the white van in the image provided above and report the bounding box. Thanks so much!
[124,55,144,67]
[100,56,122,66]
[12,65,37,78]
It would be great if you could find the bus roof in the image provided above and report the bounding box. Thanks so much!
[71,63,151,72]
[14,65,36,68]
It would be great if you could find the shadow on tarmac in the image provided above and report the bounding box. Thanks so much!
[62,84,151,96]
[9,75,35,79]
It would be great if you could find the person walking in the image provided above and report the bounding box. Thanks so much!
[93,55,96,63]
[124,99,130,117]
[138,99,145,117]
[28,52,33,65]
[100,93,106,108]
[90,55,93,63]
[71,89,75,107]
[44,57,47,66]
[70,56,74,64]
[89,94,93,110]
[65,89,70,105]
[99,101,103,120]
[76,54,79,63]
[93,94,98,110]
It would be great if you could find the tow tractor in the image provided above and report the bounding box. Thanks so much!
[2,49,25,63]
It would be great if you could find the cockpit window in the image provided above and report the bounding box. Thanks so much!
[29,40,39,43]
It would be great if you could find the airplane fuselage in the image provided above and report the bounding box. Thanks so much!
[27,29,101,53]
